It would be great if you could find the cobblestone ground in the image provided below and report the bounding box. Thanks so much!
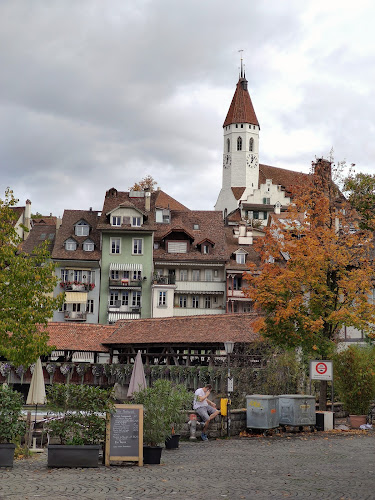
[0,431,374,500]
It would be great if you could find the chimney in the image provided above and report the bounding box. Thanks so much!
[24,199,32,237]
[145,191,151,212]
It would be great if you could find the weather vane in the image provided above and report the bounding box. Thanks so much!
[238,49,244,77]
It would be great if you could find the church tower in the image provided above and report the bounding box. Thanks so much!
[215,59,260,217]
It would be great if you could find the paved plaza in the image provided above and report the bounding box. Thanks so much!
[0,431,374,500]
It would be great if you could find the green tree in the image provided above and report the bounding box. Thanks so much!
[0,188,64,365]
[243,162,375,409]
[344,172,375,230]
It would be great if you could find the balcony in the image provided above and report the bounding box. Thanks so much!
[109,278,142,288]
[108,301,141,314]
[60,282,94,292]
[153,275,176,285]
[175,280,225,293]
[64,311,87,321]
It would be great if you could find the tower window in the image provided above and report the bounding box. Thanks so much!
[237,137,242,151]
[226,138,230,153]
[235,124,238,128]
[240,124,243,128]
[249,137,254,152]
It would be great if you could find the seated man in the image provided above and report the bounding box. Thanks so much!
[193,384,220,441]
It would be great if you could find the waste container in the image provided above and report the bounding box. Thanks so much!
[278,394,316,427]
[246,395,279,430]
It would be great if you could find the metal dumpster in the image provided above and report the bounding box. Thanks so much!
[246,395,279,430]
[278,394,316,427]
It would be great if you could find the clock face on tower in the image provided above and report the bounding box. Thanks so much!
[223,153,232,168]
[246,153,258,168]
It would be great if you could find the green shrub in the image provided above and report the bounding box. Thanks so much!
[333,345,375,415]
[132,379,192,446]
[0,385,25,444]
[45,384,114,445]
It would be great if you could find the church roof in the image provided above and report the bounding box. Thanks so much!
[223,77,259,128]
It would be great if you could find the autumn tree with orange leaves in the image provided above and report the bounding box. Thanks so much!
[243,159,375,408]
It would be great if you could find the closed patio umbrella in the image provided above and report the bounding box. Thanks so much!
[127,351,147,398]
[26,358,46,423]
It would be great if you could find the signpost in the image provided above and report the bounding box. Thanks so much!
[309,360,334,412]
[105,404,143,467]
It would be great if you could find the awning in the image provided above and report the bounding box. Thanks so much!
[110,263,143,271]
[108,313,140,322]
[72,352,95,363]
[65,292,88,303]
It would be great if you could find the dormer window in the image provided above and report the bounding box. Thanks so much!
[203,245,209,254]
[112,216,121,226]
[236,253,246,264]
[237,137,242,151]
[168,241,187,254]
[83,239,94,252]
[156,209,170,223]
[75,220,89,236]
[132,216,141,227]
[65,238,77,251]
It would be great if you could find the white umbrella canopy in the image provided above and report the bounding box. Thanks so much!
[127,351,147,398]
[26,358,46,406]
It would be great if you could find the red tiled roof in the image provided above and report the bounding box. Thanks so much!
[232,187,246,200]
[224,227,262,271]
[46,323,112,352]
[52,209,101,261]
[32,217,57,226]
[154,211,229,262]
[223,78,259,128]
[97,189,189,231]
[259,164,309,195]
[20,225,56,255]
[105,314,259,345]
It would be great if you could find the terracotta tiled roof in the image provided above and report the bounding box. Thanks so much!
[154,210,229,262]
[232,187,246,200]
[259,164,309,195]
[97,189,189,231]
[224,227,261,271]
[226,208,242,222]
[32,217,57,226]
[223,78,259,128]
[20,224,56,255]
[52,209,101,261]
[105,313,259,345]
[9,206,24,225]
[154,190,189,212]
[45,323,112,352]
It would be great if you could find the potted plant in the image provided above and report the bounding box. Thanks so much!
[45,383,114,467]
[0,384,26,467]
[132,379,192,464]
[333,345,375,428]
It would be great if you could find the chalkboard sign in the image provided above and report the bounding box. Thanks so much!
[105,404,143,466]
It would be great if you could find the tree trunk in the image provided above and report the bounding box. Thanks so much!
[319,380,327,411]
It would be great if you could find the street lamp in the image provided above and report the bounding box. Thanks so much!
[224,341,235,437]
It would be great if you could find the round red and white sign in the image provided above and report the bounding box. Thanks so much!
[316,362,327,375]
[310,360,333,380]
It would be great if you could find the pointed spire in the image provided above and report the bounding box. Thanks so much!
[223,56,259,128]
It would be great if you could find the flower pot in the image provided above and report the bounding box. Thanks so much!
[349,415,367,429]
[0,443,16,467]
[165,434,180,450]
[143,445,162,465]
[47,445,100,468]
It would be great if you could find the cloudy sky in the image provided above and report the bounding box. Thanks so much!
[1,0,374,217]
